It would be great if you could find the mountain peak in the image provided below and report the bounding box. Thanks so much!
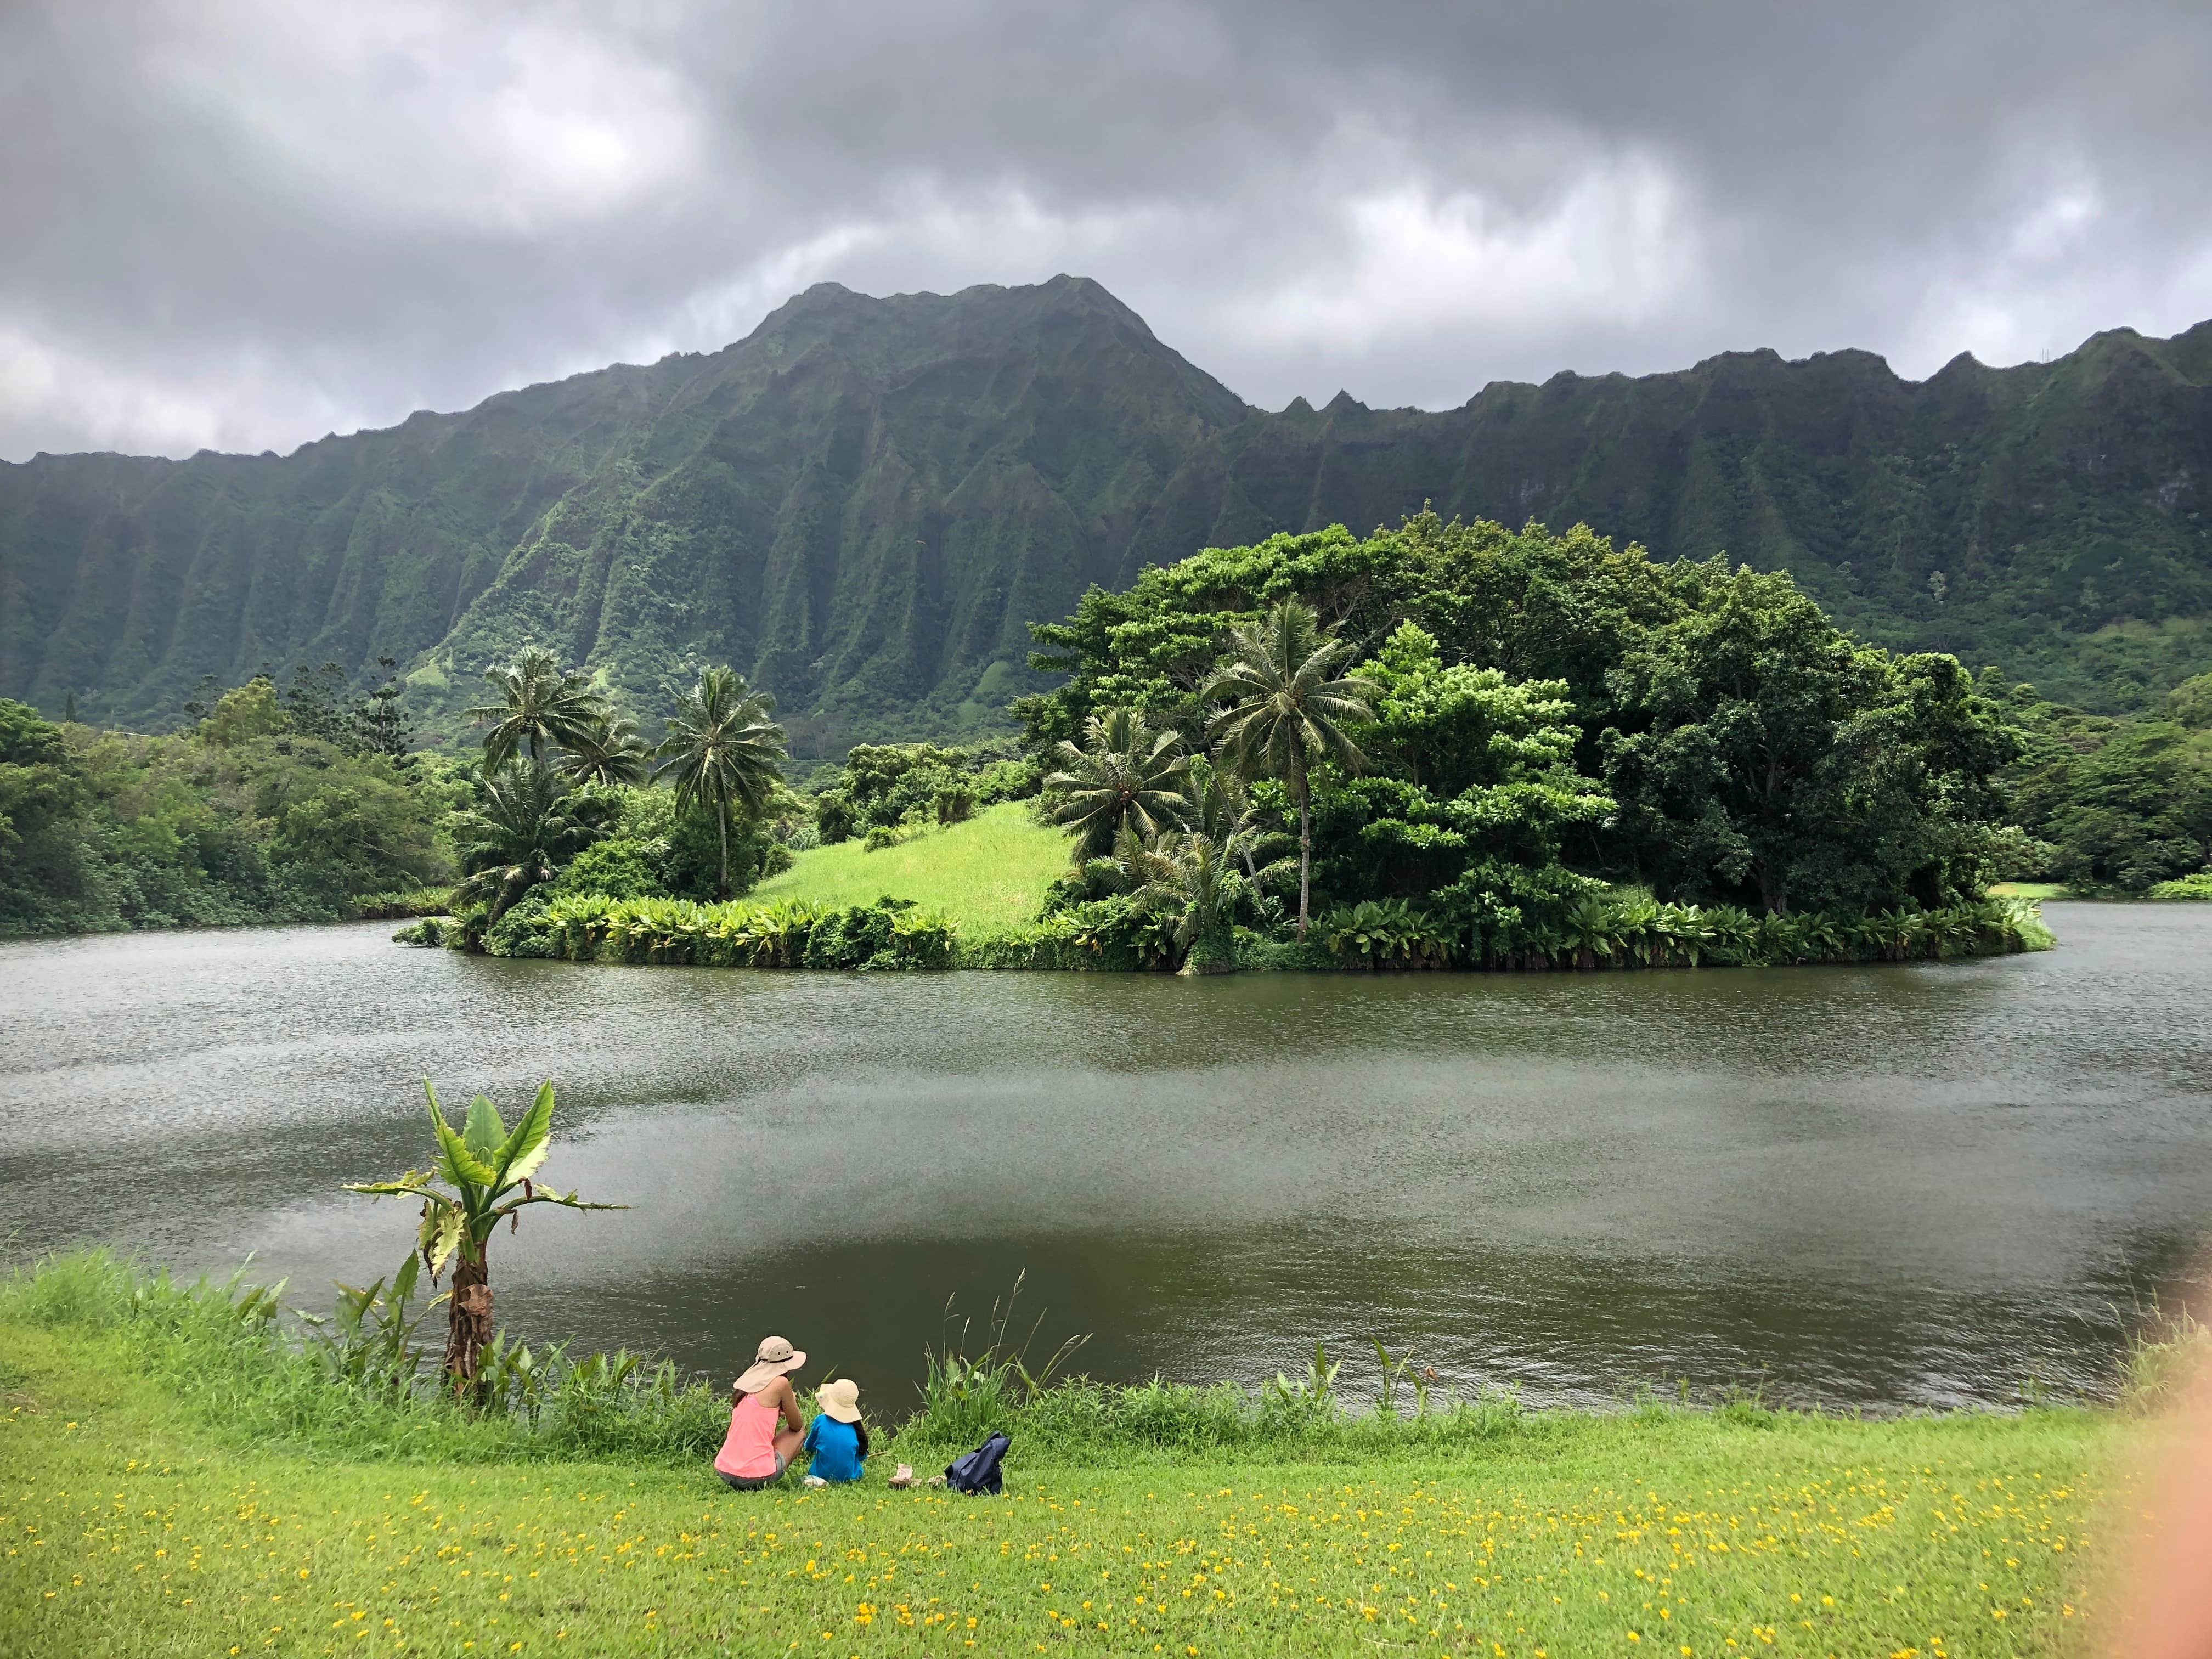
[8,292,2209,737]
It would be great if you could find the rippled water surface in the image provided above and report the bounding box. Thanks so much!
[4,902,2210,1411]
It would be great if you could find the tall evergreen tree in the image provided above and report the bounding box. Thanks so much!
[558,714,652,788]
[469,646,605,771]
[654,668,786,899]
[1202,600,1376,935]
[1041,706,1190,859]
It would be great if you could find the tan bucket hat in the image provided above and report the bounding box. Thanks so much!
[735,1335,806,1392]
[816,1377,861,1423]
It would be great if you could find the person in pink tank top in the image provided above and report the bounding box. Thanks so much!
[715,1335,809,1490]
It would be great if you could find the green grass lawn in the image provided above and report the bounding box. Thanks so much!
[1987,883,2070,901]
[0,1317,2124,1658]
[752,803,1069,937]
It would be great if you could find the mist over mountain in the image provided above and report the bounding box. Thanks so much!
[3,274,2207,748]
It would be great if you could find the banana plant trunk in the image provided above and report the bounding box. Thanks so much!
[444,1247,494,1396]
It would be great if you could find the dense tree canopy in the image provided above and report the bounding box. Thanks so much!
[0,645,805,939]
[0,686,457,934]
[1019,513,2036,939]
[2004,678,2212,892]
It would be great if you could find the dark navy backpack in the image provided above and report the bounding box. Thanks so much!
[944,1430,1010,1496]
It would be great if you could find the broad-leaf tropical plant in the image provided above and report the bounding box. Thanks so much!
[557,713,652,788]
[654,667,787,899]
[1042,706,1191,860]
[467,645,607,772]
[345,1080,623,1395]
[1201,600,1377,935]
[452,763,613,921]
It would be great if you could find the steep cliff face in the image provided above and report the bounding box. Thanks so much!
[3,279,2207,743]
[0,276,1254,750]
[1125,325,2212,707]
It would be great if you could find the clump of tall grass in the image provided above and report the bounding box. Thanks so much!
[900,1307,1527,1464]
[2119,1297,2212,1414]
[0,1250,727,1464]
[910,1272,1091,1448]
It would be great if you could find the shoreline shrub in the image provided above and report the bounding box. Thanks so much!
[2146,871,2212,900]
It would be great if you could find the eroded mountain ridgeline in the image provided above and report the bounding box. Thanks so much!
[5,277,2209,744]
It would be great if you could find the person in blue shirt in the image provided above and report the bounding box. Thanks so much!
[802,1378,868,1483]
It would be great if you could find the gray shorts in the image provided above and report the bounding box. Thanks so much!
[720,1455,788,1491]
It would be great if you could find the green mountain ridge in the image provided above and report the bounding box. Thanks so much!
[4,277,2208,744]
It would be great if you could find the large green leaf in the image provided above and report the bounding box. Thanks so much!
[461,1093,507,1160]
[495,1081,556,1185]
[342,1176,437,1199]
[427,1106,498,1194]
[413,1199,445,1256]
[424,1206,465,1276]
[426,1091,497,1192]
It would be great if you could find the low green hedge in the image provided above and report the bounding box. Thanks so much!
[398,889,2057,975]
[2146,871,2212,900]
[400,891,958,970]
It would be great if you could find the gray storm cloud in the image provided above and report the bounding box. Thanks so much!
[2,0,2208,460]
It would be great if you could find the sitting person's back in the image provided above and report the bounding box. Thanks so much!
[716,1335,809,1490]
[803,1379,868,1483]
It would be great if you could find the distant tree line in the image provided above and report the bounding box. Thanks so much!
[1997,675,2212,893]
[0,648,809,939]
[0,670,454,935]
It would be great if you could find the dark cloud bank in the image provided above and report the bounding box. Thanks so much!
[3,0,2209,461]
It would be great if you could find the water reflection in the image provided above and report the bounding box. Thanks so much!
[3,902,2208,1409]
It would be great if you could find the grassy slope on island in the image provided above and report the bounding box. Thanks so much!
[0,1317,2119,1659]
[751,801,1066,936]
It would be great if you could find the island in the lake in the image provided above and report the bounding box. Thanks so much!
[387,511,2067,974]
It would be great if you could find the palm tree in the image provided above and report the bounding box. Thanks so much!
[346,1080,622,1397]
[557,713,651,788]
[654,667,786,899]
[1181,757,1288,883]
[1201,600,1377,935]
[1128,831,1244,974]
[467,645,606,771]
[452,763,612,921]
[1042,706,1191,860]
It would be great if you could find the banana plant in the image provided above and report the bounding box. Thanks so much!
[345,1080,623,1398]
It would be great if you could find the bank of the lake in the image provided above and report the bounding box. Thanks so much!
[0,1306,2123,1659]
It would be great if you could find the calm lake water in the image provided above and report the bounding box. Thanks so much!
[4,902,2210,1414]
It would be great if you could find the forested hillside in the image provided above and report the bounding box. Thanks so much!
[3,278,2207,747]
[0,278,1248,754]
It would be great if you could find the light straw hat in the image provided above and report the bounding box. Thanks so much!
[816,1378,862,1423]
[735,1335,807,1392]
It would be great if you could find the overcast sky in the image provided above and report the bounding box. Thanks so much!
[3,0,2209,461]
